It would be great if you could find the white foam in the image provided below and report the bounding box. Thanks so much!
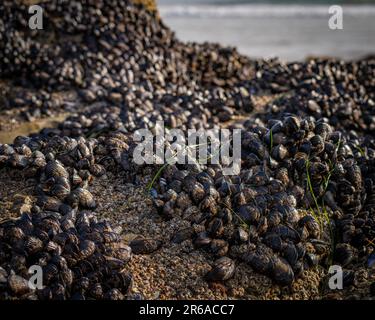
[159,4,375,18]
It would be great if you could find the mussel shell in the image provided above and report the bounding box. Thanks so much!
[129,238,162,254]
[333,243,355,267]
[282,242,299,266]
[79,240,96,259]
[50,182,71,200]
[209,239,229,257]
[68,188,96,209]
[89,283,103,299]
[194,232,212,248]
[269,256,295,286]
[112,246,132,263]
[24,236,44,254]
[104,288,124,300]
[206,257,235,281]
[8,275,30,296]
[45,160,69,179]
[207,218,224,238]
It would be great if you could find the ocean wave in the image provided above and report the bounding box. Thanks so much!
[159,4,375,18]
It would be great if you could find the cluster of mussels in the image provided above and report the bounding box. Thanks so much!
[150,115,374,286]
[1,0,375,299]
[250,58,375,133]
[0,133,134,300]
[0,0,254,129]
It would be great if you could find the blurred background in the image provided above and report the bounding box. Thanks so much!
[158,0,375,61]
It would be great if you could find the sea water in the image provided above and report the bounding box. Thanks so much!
[158,0,375,61]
